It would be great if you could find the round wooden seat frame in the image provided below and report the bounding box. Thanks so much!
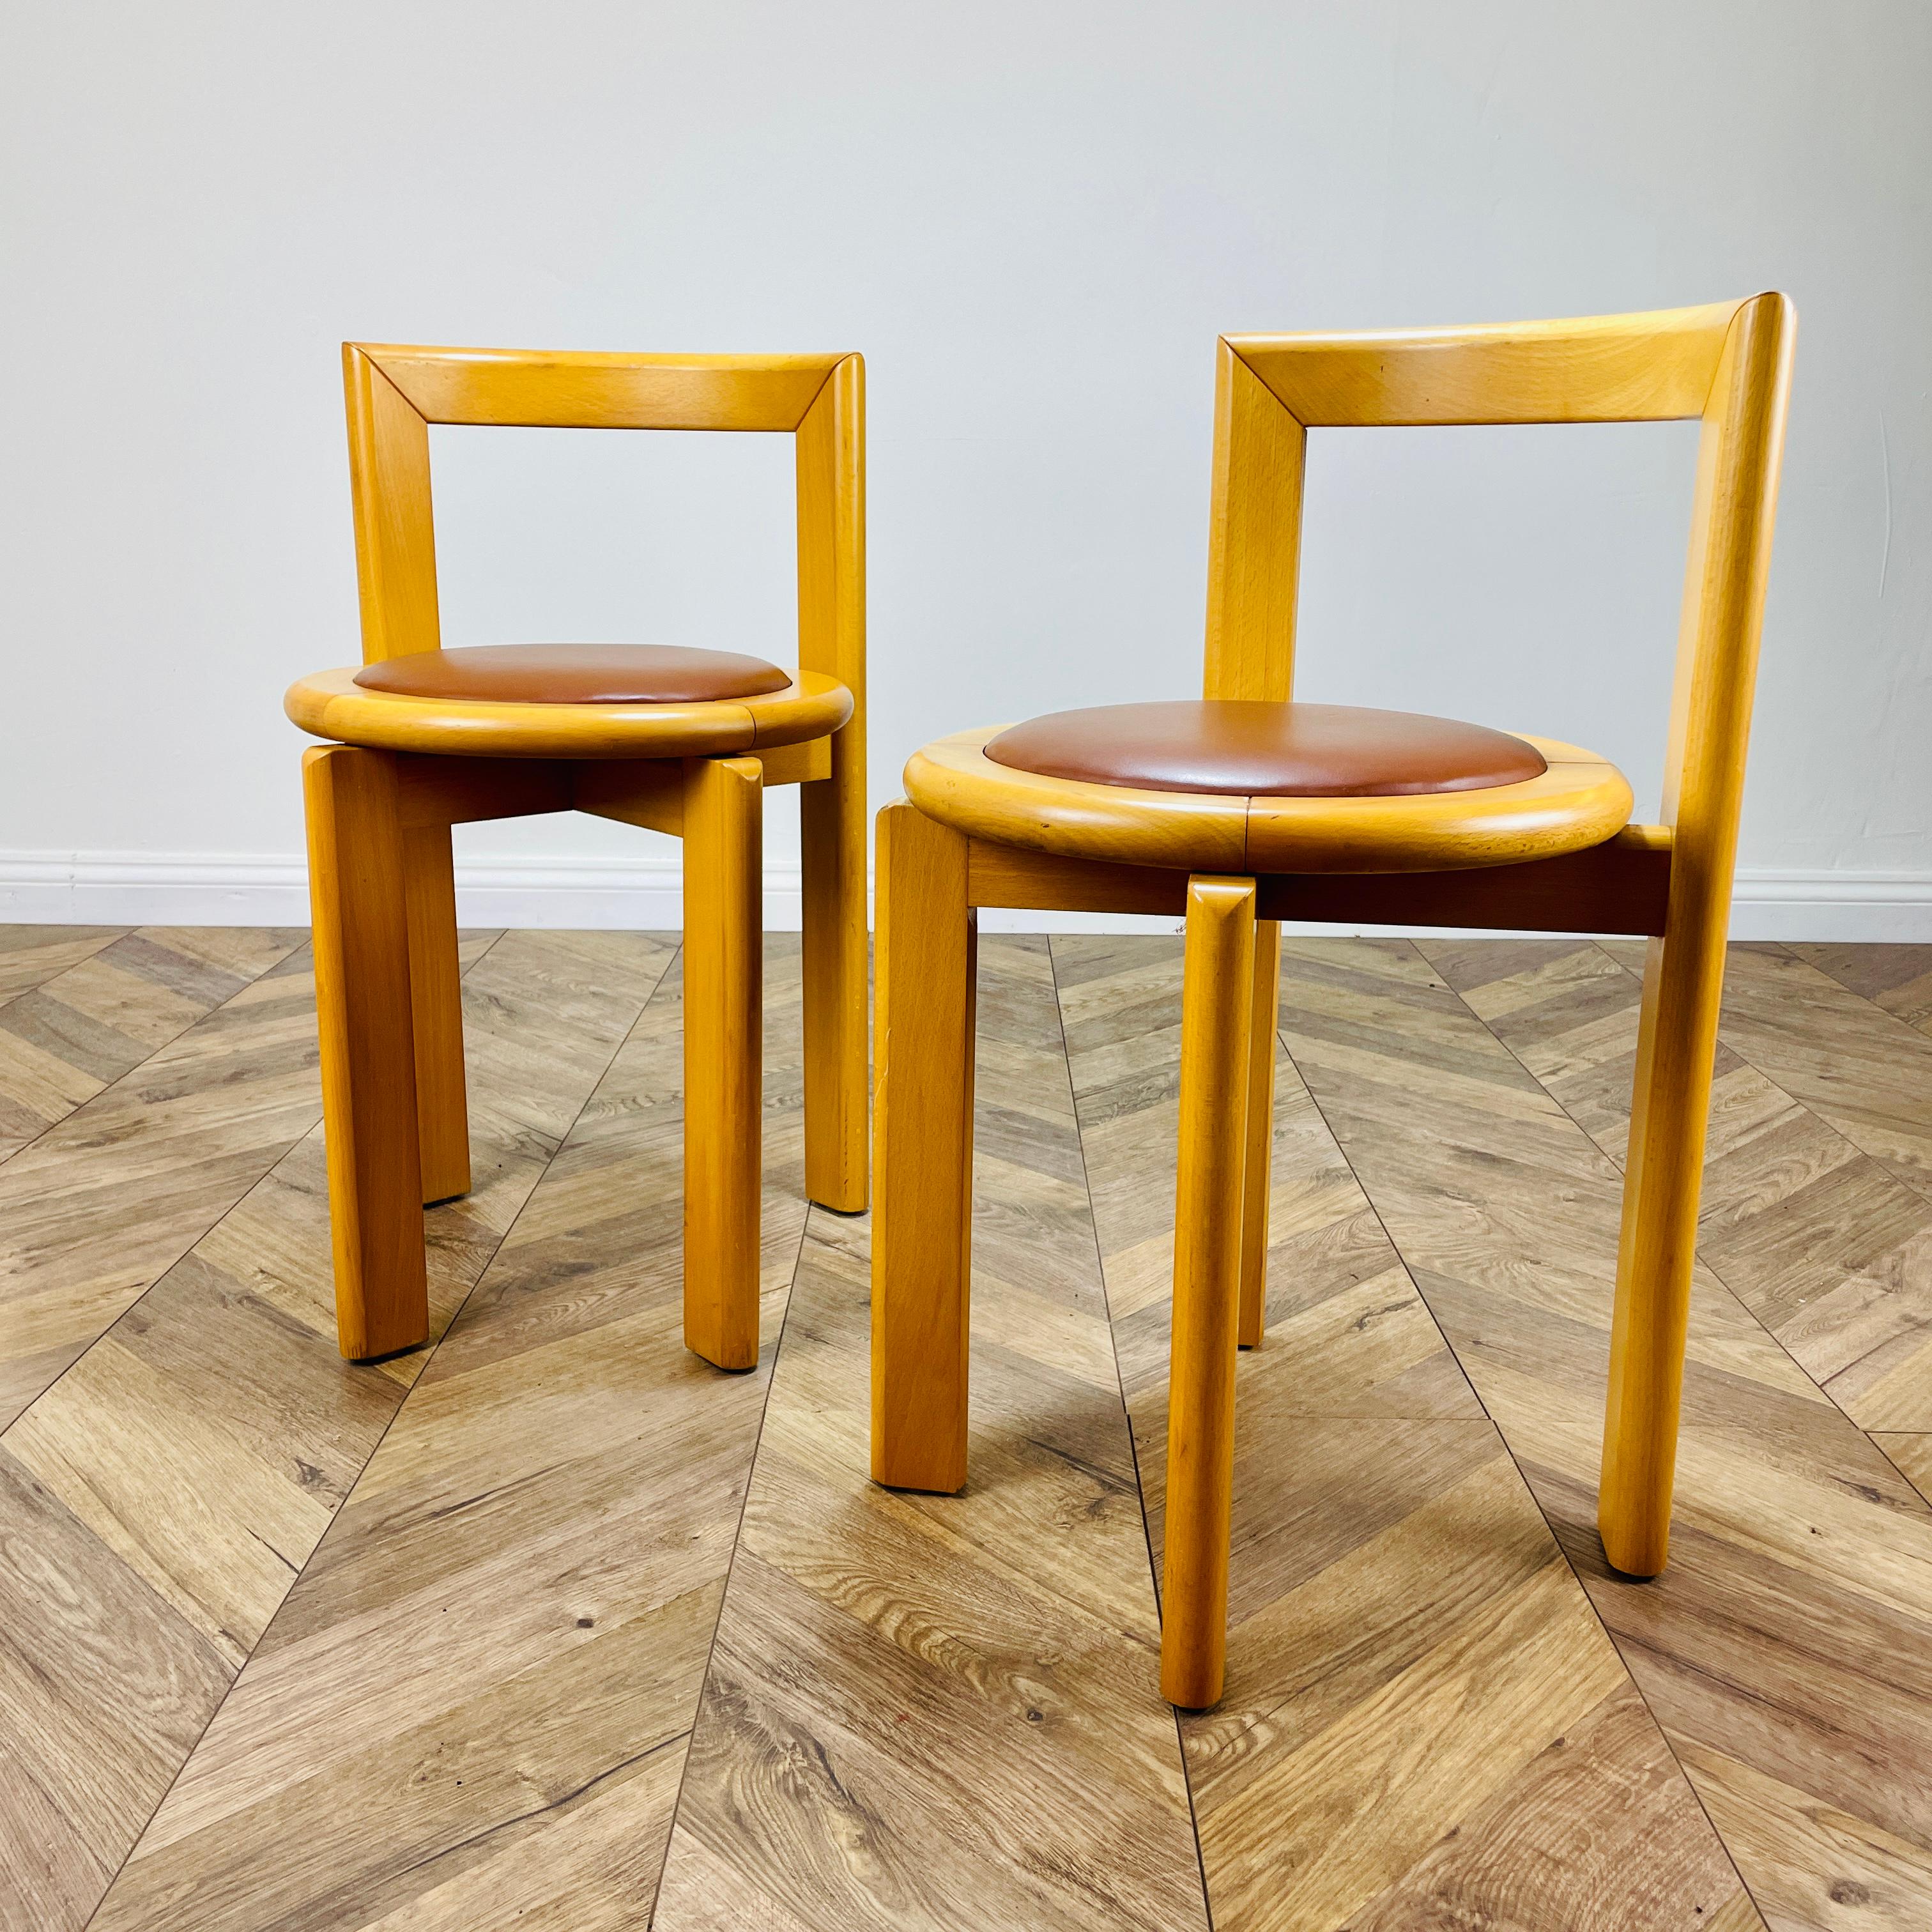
[286,663,854,762]
[907,724,1634,874]
[869,296,1796,1710]
[289,343,869,1375]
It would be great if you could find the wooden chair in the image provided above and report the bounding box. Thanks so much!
[870,296,1795,1707]
[286,344,866,1370]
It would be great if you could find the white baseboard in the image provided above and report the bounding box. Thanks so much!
[0,853,725,931]
[3,851,1930,941]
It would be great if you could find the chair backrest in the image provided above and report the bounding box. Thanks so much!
[1202,296,1795,880]
[341,344,864,704]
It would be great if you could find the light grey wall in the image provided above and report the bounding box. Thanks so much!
[3,3,1926,929]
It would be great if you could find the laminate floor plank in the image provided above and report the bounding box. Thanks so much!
[0,939,324,1427]
[1610,939,1932,1207]
[1054,933,1751,1932]
[1423,937,1932,1431]
[1713,942,1932,1205]
[0,928,303,1164]
[0,930,666,1932]
[1789,942,1932,1038]
[0,925,125,1001]
[656,937,1208,1932]
[0,1442,232,1932]
[89,935,799,1932]
[1276,934,1932,1929]
[1873,1433,1932,1506]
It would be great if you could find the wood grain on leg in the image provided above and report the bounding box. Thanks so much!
[402,823,470,1204]
[796,352,869,1218]
[302,745,427,1360]
[1238,917,1280,1349]
[682,755,763,1371]
[1162,875,1256,1708]
[871,799,977,1494]
[1598,927,1724,1575]
[800,728,868,1213]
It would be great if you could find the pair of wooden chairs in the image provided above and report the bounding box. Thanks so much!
[289,295,1795,1711]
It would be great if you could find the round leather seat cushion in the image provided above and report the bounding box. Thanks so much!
[352,644,793,705]
[984,700,1547,797]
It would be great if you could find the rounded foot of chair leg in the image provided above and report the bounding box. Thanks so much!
[1598,1505,1670,1579]
[1160,1648,1224,1712]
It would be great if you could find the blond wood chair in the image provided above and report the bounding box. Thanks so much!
[870,296,1795,1707]
[287,344,866,1370]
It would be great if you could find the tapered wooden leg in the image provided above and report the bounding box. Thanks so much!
[1161,875,1257,1709]
[870,800,976,1494]
[1237,918,1280,1349]
[303,746,428,1361]
[682,756,763,1370]
[801,723,868,1213]
[403,823,470,1204]
[1598,924,1726,1575]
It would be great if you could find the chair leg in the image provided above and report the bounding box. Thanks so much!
[403,823,471,1204]
[1238,917,1280,1349]
[870,800,976,1494]
[303,746,428,1361]
[801,725,869,1213]
[682,756,764,1371]
[1161,875,1257,1710]
[1598,926,1726,1575]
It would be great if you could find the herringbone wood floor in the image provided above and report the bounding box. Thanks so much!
[2,927,1929,1930]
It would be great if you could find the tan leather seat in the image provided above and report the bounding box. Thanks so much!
[353,643,792,705]
[985,700,1547,797]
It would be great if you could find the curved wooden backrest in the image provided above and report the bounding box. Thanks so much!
[341,344,865,709]
[1202,296,1797,890]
